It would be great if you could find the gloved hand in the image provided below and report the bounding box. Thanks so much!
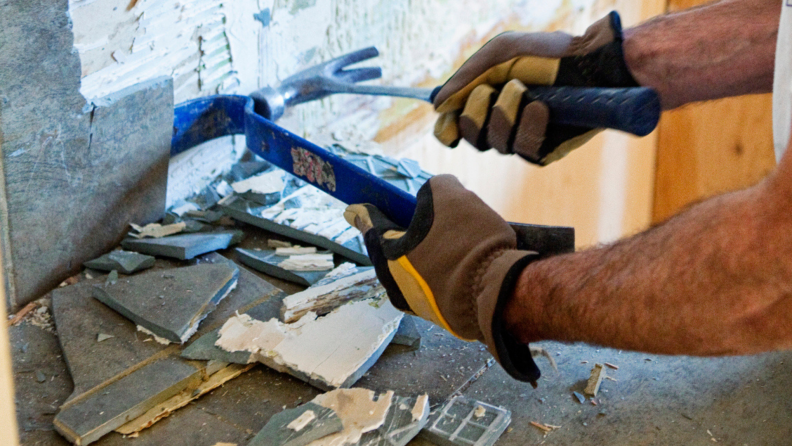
[433,11,638,165]
[344,175,544,384]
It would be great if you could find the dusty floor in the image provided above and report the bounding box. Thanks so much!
[10,226,792,445]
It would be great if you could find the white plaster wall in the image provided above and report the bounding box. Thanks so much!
[68,0,663,246]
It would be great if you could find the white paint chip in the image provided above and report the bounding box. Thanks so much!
[136,325,171,345]
[231,170,285,195]
[412,394,429,422]
[276,246,318,256]
[287,410,316,432]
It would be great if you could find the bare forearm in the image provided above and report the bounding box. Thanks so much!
[504,168,792,356]
[623,0,780,109]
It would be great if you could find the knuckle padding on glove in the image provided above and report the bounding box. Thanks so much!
[488,79,529,154]
[459,85,500,151]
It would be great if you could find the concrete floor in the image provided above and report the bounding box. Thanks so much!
[13,318,792,445]
[10,225,792,445]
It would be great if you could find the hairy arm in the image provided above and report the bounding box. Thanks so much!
[504,128,792,356]
[623,0,780,109]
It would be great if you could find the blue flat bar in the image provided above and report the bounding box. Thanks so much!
[173,95,417,228]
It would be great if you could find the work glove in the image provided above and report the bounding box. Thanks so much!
[344,175,544,384]
[433,11,638,165]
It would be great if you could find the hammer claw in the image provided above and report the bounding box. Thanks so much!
[327,46,380,70]
[337,67,382,83]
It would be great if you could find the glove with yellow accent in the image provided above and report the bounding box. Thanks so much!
[344,174,543,384]
[433,11,638,165]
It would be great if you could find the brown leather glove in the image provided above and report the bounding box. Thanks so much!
[344,175,543,384]
[433,11,638,165]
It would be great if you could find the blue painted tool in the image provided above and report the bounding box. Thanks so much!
[171,46,666,255]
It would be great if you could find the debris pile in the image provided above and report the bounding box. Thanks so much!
[19,146,518,446]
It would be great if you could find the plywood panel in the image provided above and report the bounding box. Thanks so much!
[652,0,776,223]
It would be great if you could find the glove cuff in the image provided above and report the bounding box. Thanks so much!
[555,11,639,88]
[477,250,543,385]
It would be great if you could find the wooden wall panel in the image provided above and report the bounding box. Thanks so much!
[652,0,776,224]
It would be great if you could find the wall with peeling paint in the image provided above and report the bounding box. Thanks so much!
[68,0,665,246]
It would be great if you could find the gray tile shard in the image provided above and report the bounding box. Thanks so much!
[391,315,422,351]
[248,402,343,446]
[51,253,284,445]
[120,230,244,260]
[54,358,201,446]
[83,250,155,275]
[92,263,239,343]
[418,396,511,446]
[236,248,331,286]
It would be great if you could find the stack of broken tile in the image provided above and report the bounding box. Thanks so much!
[47,143,515,446]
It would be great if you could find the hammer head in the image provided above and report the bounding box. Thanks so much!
[251,46,383,121]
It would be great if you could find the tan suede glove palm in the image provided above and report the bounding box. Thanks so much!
[433,11,639,165]
[344,175,543,384]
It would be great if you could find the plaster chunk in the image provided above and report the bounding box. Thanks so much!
[215,296,402,389]
[308,389,394,446]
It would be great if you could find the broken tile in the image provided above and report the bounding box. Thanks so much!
[248,402,343,446]
[105,270,118,286]
[116,363,254,435]
[96,333,114,342]
[279,268,380,323]
[51,253,285,445]
[92,263,240,343]
[391,316,422,351]
[83,250,155,275]
[236,248,332,287]
[185,209,226,224]
[279,254,334,272]
[130,222,187,238]
[232,169,285,205]
[573,391,586,404]
[219,194,369,265]
[357,393,430,446]
[584,363,606,397]
[54,358,202,445]
[228,160,272,182]
[121,230,244,260]
[419,396,511,446]
[214,294,402,390]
